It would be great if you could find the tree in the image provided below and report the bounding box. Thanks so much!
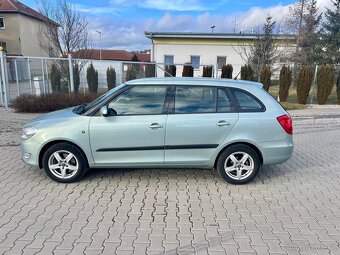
[86,63,98,93]
[221,64,233,79]
[260,66,271,91]
[279,65,292,102]
[182,64,194,77]
[202,66,213,77]
[106,67,116,90]
[50,64,61,92]
[37,0,91,58]
[317,65,335,104]
[73,63,80,93]
[297,66,313,104]
[322,0,340,64]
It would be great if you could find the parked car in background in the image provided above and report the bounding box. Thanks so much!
[21,78,293,184]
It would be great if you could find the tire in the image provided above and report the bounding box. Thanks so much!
[216,144,260,185]
[42,142,87,183]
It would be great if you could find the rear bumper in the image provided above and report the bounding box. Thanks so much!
[258,137,294,165]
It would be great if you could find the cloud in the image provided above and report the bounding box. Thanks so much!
[74,4,120,15]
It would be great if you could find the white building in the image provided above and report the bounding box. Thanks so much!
[145,32,295,79]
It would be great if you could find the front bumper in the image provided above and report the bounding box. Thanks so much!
[20,137,41,167]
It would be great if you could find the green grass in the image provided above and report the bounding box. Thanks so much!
[268,85,338,105]
[279,102,307,110]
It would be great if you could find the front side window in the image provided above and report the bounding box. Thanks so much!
[175,86,216,114]
[217,56,226,69]
[108,86,167,115]
[190,56,200,69]
[0,17,4,29]
[164,55,174,65]
[231,88,264,112]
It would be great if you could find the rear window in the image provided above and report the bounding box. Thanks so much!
[230,88,265,112]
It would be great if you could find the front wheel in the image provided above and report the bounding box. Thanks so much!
[42,142,87,183]
[216,144,261,184]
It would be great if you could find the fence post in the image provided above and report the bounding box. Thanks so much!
[68,54,74,93]
[27,59,33,94]
[41,59,46,94]
[310,64,318,105]
[0,51,8,109]
[14,60,20,96]
[0,54,3,105]
[214,63,218,78]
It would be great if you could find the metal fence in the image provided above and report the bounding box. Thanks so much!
[0,52,324,109]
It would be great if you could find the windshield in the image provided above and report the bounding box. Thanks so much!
[82,84,126,114]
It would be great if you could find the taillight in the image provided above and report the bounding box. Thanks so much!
[277,114,293,135]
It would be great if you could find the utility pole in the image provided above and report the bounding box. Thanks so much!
[233,18,237,33]
[96,30,102,60]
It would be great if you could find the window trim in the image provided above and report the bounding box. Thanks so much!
[0,17,4,29]
[190,55,201,70]
[229,87,266,113]
[217,56,227,70]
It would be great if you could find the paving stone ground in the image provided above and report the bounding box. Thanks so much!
[0,107,339,255]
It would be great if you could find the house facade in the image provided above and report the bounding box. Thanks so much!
[145,32,295,79]
[0,0,54,57]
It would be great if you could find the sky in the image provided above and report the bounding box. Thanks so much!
[22,0,333,51]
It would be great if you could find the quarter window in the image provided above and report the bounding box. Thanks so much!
[0,17,4,29]
[190,56,200,69]
[108,86,167,115]
[175,86,216,114]
[231,88,264,112]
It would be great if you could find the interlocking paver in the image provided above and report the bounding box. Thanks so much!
[0,107,340,254]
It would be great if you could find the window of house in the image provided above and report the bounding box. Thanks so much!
[217,56,226,69]
[164,55,174,65]
[190,56,200,69]
[0,17,4,29]
[175,86,216,114]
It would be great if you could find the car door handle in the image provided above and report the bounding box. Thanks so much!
[149,123,163,129]
[216,120,231,127]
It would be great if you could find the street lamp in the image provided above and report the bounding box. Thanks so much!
[210,25,215,34]
[96,30,102,60]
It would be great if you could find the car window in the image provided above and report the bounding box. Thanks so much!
[217,88,235,113]
[108,86,167,115]
[175,86,216,114]
[231,88,264,112]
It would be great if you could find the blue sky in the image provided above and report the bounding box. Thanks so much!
[22,0,330,50]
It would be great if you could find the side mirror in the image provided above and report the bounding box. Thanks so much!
[100,106,108,117]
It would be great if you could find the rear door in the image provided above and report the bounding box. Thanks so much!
[164,86,239,164]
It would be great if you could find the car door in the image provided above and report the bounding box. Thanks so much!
[164,86,239,164]
[89,85,169,166]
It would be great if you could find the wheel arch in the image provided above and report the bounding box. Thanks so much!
[214,142,263,169]
[39,140,89,169]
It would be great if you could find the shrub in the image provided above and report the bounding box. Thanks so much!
[73,63,80,93]
[106,66,116,90]
[221,64,233,78]
[202,66,213,77]
[317,65,335,105]
[260,66,271,91]
[241,64,254,81]
[165,65,176,77]
[50,64,61,92]
[12,93,100,113]
[278,65,292,102]
[296,66,313,104]
[126,65,137,81]
[86,63,98,93]
[182,63,194,77]
[145,63,156,78]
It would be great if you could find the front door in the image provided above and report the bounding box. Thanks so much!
[89,85,169,166]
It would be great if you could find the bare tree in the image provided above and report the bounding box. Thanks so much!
[37,0,91,58]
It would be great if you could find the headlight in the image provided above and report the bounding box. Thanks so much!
[21,127,38,140]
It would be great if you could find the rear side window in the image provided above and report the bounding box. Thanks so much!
[175,86,216,113]
[231,88,265,112]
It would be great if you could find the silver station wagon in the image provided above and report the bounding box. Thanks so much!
[21,78,293,184]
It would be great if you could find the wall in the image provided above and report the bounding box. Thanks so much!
[0,13,21,55]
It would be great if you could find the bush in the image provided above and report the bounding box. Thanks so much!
[12,93,100,113]
[202,66,213,77]
[106,66,116,90]
[145,63,156,78]
[73,63,80,93]
[260,66,271,91]
[241,64,254,81]
[165,65,176,77]
[278,65,292,102]
[296,66,313,104]
[126,65,137,81]
[50,64,61,92]
[317,65,335,105]
[182,63,194,77]
[221,64,233,79]
[86,63,98,93]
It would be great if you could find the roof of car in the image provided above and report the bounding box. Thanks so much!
[125,77,263,89]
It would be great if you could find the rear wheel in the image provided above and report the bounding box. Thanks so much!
[42,142,87,183]
[216,144,260,184]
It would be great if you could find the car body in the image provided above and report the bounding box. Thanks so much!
[21,78,293,184]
